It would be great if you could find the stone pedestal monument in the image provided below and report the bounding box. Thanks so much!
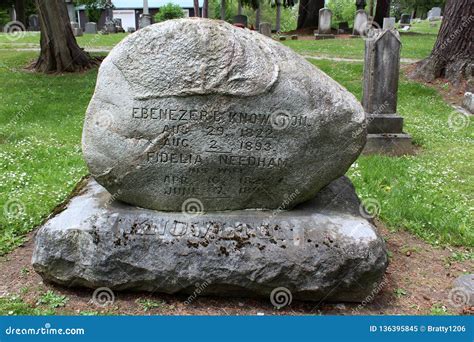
[314,8,335,40]
[32,19,388,302]
[139,0,152,29]
[362,30,413,156]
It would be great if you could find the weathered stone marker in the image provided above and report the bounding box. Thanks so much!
[353,9,368,36]
[73,27,83,37]
[28,14,40,31]
[400,13,411,27]
[428,7,442,21]
[83,20,365,212]
[233,14,248,27]
[85,22,98,34]
[33,19,388,302]
[362,29,413,155]
[259,22,271,37]
[383,17,395,30]
[315,8,334,39]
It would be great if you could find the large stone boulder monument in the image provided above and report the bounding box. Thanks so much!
[33,19,388,302]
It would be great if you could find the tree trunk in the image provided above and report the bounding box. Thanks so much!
[368,0,374,17]
[202,0,208,18]
[14,0,26,26]
[297,0,324,30]
[193,0,199,16]
[255,1,261,29]
[34,0,96,73]
[373,0,390,27]
[275,0,282,32]
[238,0,242,15]
[220,0,225,20]
[411,0,473,85]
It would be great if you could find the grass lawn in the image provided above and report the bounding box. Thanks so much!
[0,19,439,60]
[0,21,472,257]
[0,32,128,49]
[0,51,95,255]
[282,20,440,60]
[310,60,472,246]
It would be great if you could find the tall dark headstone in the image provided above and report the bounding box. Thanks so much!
[362,29,413,155]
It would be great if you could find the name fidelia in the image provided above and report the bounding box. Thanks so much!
[146,152,285,168]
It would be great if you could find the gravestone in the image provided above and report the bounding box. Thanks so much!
[28,14,40,31]
[259,22,271,37]
[463,92,473,113]
[73,27,83,37]
[233,14,248,28]
[32,19,388,302]
[353,9,368,36]
[85,22,98,34]
[316,8,333,37]
[105,17,117,33]
[383,17,395,30]
[114,18,125,33]
[428,7,441,21]
[70,21,79,29]
[362,29,413,155]
[400,14,411,27]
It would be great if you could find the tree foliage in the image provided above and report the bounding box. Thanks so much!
[154,3,185,22]
[75,0,113,23]
[326,0,356,26]
[391,0,446,18]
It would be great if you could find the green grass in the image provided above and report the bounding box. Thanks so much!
[311,59,473,246]
[0,19,439,61]
[282,20,440,60]
[282,32,437,60]
[0,22,472,257]
[0,295,55,315]
[37,290,69,308]
[0,51,92,254]
[0,32,128,49]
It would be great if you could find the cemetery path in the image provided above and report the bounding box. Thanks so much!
[0,220,471,316]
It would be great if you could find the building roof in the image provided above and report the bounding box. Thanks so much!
[76,0,202,10]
